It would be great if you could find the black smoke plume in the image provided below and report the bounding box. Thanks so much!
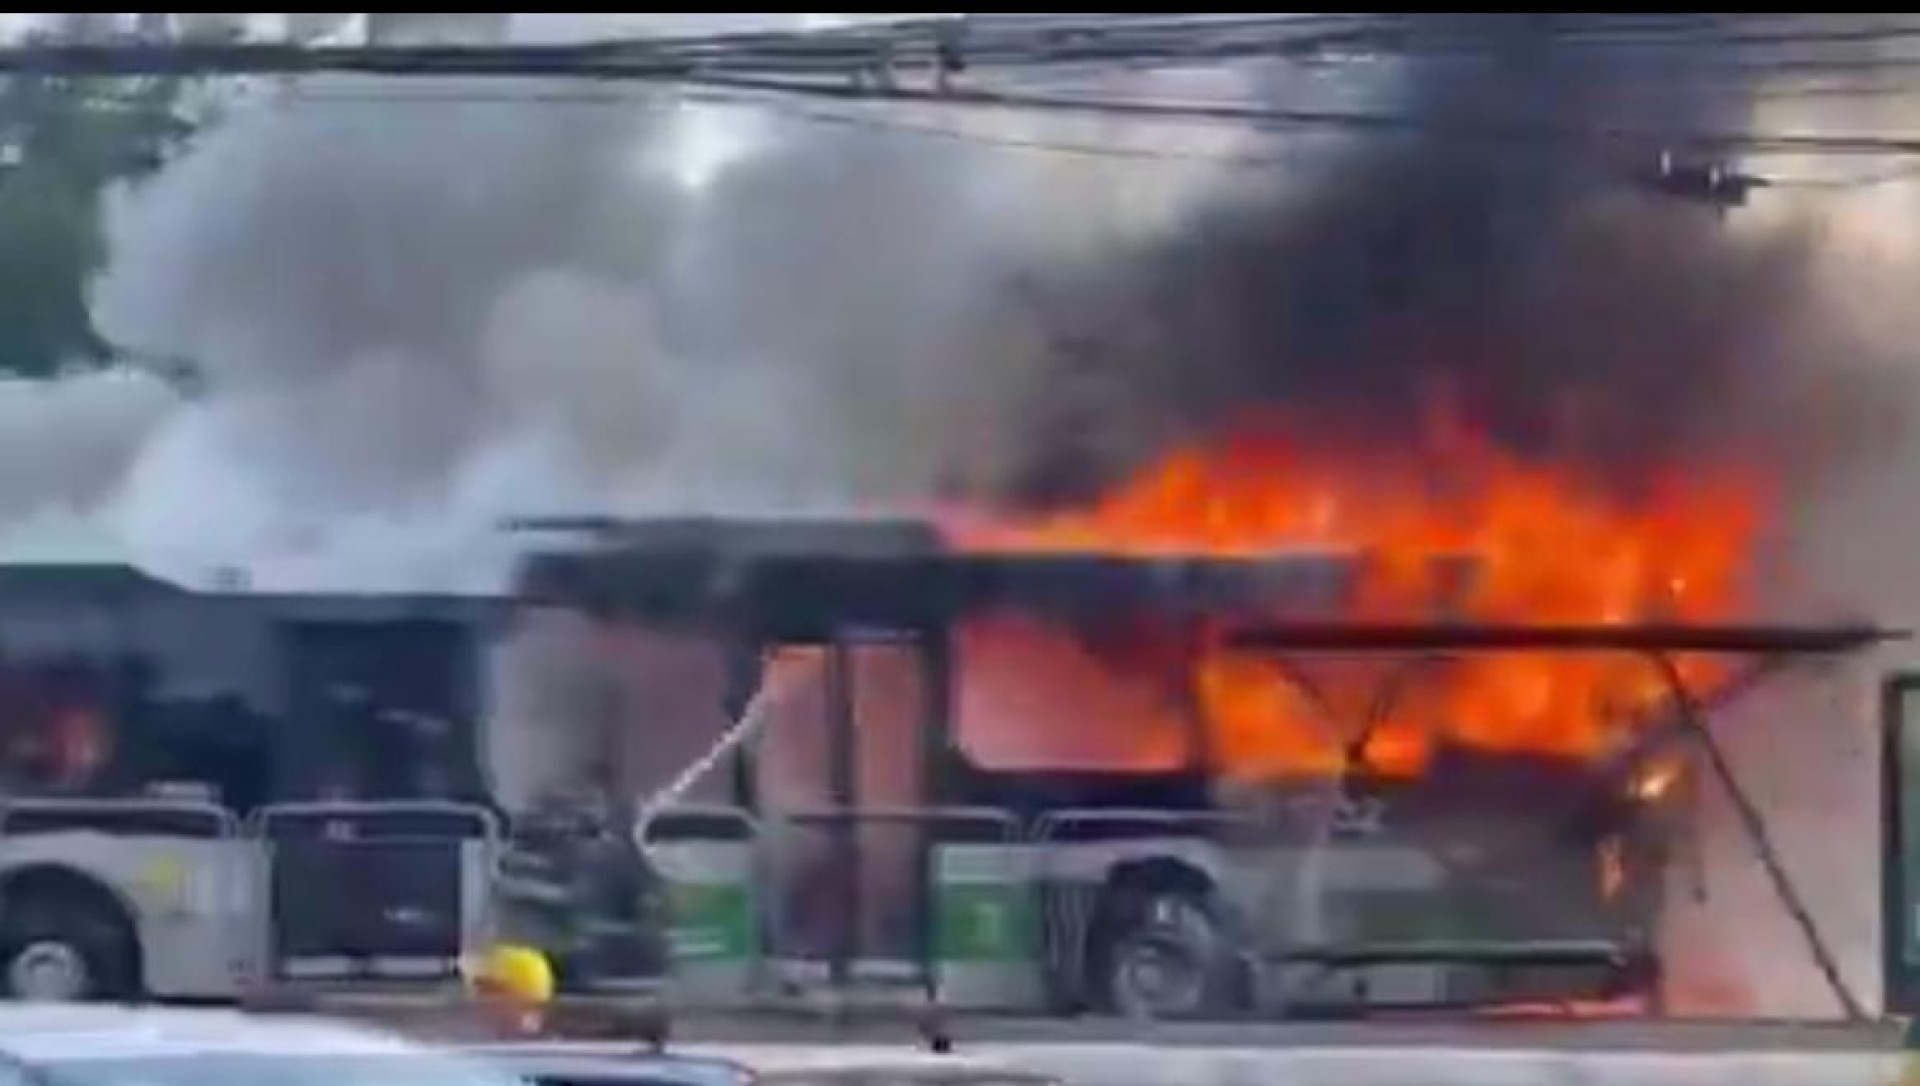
[991,16,1894,508]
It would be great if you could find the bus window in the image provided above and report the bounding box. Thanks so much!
[138,691,275,815]
[0,657,120,797]
[281,621,482,804]
[954,611,1194,773]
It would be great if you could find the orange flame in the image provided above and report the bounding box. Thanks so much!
[948,416,1767,777]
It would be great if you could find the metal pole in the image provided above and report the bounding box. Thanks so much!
[1260,655,1352,957]
[1176,622,1216,777]
[827,637,860,991]
[1598,658,1792,790]
[726,643,765,814]
[1647,653,1866,1022]
[917,628,952,997]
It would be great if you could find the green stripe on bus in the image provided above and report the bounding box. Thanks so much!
[666,883,755,962]
[935,883,1035,963]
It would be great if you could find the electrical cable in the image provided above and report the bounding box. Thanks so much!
[20,68,1920,202]
[24,28,1920,170]
[10,27,1920,162]
[21,17,1920,83]
[264,81,1342,170]
[690,74,1920,158]
[37,75,1912,190]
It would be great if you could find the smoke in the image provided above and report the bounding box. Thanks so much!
[85,24,1895,586]
[26,17,1920,1020]
[0,370,176,526]
[82,75,1230,589]
[930,20,1919,1022]
[991,28,1904,515]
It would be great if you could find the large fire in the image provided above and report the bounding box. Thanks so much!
[947,416,1767,778]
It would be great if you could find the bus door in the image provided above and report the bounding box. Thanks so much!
[762,629,943,989]
[265,620,489,984]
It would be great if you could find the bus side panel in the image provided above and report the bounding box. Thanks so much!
[0,836,258,1000]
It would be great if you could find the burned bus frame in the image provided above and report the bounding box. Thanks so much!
[521,519,1897,1017]
[1230,622,1894,1020]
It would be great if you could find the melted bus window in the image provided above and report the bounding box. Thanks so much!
[0,657,119,796]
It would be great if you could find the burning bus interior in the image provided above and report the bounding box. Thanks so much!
[514,516,1896,1019]
[0,564,492,815]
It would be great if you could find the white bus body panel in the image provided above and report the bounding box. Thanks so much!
[0,836,262,999]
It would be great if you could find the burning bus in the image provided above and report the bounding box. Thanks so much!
[0,509,1888,1019]
[515,515,1889,1020]
[0,564,503,1002]
[484,415,1831,1020]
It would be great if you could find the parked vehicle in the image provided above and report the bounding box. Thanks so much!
[477,1044,1060,1086]
[0,1004,524,1086]
[475,1046,750,1086]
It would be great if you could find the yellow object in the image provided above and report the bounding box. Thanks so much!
[137,855,187,897]
[134,854,193,915]
[462,944,555,1007]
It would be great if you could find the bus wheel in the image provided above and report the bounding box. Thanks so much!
[0,883,137,1003]
[1091,882,1236,1021]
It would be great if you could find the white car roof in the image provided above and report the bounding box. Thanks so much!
[686,1046,1056,1083]
[474,1043,1057,1084]
[0,1006,431,1066]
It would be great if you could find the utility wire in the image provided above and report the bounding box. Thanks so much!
[16,36,1920,160]
[694,75,1920,158]
[259,80,1920,185]
[16,18,1920,81]
[0,41,706,79]
[35,73,1920,188]
[265,82,1343,170]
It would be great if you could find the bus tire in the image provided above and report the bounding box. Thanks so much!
[1088,871,1238,1021]
[0,876,139,1003]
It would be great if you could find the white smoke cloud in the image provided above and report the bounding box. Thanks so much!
[0,370,177,548]
[77,73,1238,590]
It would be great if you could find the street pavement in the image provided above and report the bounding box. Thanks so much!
[972,1046,1904,1086]
[344,996,1913,1086]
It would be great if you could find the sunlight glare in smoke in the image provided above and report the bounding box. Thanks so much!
[653,103,769,196]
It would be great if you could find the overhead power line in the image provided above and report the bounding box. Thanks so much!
[695,76,1920,158]
[216,82,1920,192]
[13,36,1920,161]
[260,81,1341,170]
[0,41,708,80]
[13,16,1920,80]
